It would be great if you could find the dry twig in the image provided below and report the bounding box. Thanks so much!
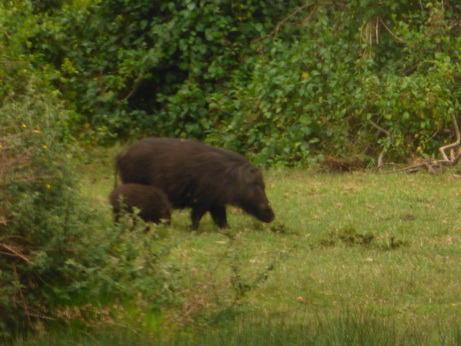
[254,2,319,43]
[0,242,33,264]
[12,263,32,326]
[439,113,461,161]
[368,119,391,172]
[380,113,461,174]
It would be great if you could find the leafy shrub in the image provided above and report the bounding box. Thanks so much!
[0,80,179,339]
[24,0,304,142]
[3,1,461,164]
[209,1,461,165]
[0,78,87,337]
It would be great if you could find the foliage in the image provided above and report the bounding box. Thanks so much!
[0,80,86,337]
[19,0,302,142]
[0,81,179,339]
[3,1,461,164]
[209,1,461,165]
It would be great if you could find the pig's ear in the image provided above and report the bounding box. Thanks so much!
[242,166,261,184]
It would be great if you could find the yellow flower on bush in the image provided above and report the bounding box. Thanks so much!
[42,145,48,150]
[45,184,52,190]
[33,129,41,134]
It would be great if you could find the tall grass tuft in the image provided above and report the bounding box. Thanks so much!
[161,309,461,345]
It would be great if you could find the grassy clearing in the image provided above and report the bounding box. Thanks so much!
[20,148,461,344]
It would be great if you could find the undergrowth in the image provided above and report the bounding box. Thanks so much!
[0,81,180,340]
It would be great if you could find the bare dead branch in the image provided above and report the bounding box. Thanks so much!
[381,159,454,174]
[254,1,320,43]
[439,113,460,161]
[368,119,391,172]
[379,113,461,174]
[122,75,144,101]
[0,242,34,264]
[378,17,404,43]
[12,263,32,326]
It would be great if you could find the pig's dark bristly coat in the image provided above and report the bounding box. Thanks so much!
[116,138,274,229]
[109,183,172,225]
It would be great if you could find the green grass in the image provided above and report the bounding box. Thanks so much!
[17,148,461,344]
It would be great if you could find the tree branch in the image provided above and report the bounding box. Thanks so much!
[381,113,461,174]
[368,118,391,172]
[439,113,460,161]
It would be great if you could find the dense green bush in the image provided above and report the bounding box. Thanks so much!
[0,79,87,337]
[2,0,461,164]
[23,0,303,142]
[209,1,461,165]
[0,80,178,339]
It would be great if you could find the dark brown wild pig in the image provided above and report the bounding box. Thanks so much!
[115,138,274,230]
[109,183,171,225]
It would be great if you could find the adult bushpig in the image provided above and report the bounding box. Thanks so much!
[109,183,171,225]
[115,138,275,230]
